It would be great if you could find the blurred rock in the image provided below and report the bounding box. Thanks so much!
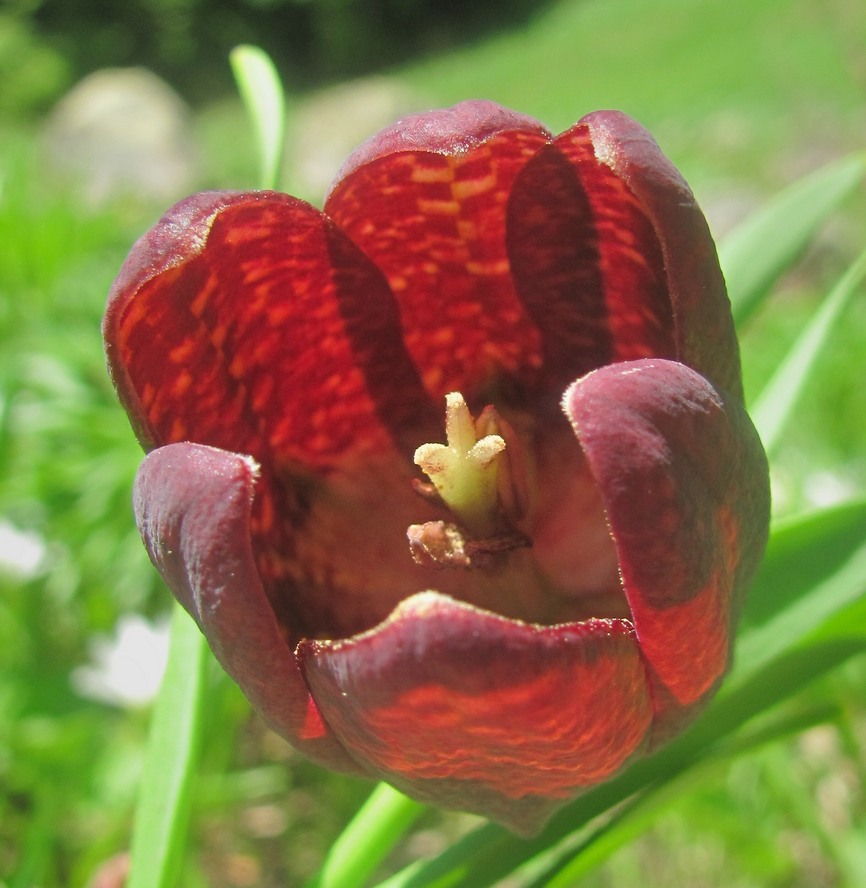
[293,76,425,200]
[43,68,198,206]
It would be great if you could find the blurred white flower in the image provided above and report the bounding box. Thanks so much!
[72,614,171,707]
[0,519,46,578]
[803,469,858,509]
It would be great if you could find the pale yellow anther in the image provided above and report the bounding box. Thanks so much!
[414,392,505,537]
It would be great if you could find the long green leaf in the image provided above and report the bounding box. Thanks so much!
[127,604,209,888]
[311,783,425,888]
[719,153,865,326]
[750,247,866,456]
[532,702,840,888]
[229,45,287,191]
[375,498,866,888]
[733,497,866,681]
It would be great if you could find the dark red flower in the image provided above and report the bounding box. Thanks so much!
[104,101,770,834]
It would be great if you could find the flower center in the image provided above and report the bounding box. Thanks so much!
[408,392,530,569]
[414,392,504,536]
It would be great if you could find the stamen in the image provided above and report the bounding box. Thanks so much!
[407,521,470,569]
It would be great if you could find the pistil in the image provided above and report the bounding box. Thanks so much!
[414,392,506,539]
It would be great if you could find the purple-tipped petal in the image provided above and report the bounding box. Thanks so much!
[298,591,652,835]
[328,99,551,195]
[133,441,364,774]
[105,191,272,450]
[581,112,741,397]
[324,102,553,405]
[564,359,769,736]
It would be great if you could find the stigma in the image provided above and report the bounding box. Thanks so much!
[409,392,529,569]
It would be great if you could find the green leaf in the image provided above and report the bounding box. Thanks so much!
[127,604,209,888]
[749,246,866,457]
[311,783,425,888]
[229,44,287,191]
[721,499,866,720]
[719,153,865,327]
[737,498,866,644]
[374,498,866,888]
[529,702,840,888]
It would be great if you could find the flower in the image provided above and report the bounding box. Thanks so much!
[103,100,770,834]
[71,614,170,708]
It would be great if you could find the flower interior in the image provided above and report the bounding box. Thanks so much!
[109,115,685,648]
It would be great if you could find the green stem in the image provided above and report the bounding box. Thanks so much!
[313,783,426,888]
[127,604,209,888]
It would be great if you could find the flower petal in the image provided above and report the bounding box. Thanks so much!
[104,190,448,642]
[104,190,433,463]
[133,441,365,774]
[324,101,553,403]
[329,99,551,187]
[581,111,741,397]
[298,591,652,834]
[563,359,770,738]
[505,121,675,393]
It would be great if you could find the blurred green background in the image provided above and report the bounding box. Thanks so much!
[1,0,865,885]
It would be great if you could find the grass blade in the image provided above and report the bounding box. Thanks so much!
[730,499,866,688]
[739,498,866,630]
[311,783,425,888]
[229,45,287,191]
[719,153,865,326]
[127,604,209,888]
[531,702,839,888]
[749,247,866,457]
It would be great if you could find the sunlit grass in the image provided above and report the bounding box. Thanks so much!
[400,0,866,182]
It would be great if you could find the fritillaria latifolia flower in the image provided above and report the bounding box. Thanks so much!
[103,101,770,834]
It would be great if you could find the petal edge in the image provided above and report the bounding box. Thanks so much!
[564,359,769,736]
[134,442,365,774]
[298,591,652,833]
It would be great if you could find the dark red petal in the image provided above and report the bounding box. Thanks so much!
[104,190,446,642]
[104,190,432,464]
[133,442,365,774]
[298,591,652,834]
[329,100,551,195]
[582,112,741,398]
[105,191,244,451]
[506,125,675,396]
[324,102,553,405]
[564,359,770,738]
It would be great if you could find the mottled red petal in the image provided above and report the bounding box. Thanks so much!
[582,111,741,397]
[104,190,446,642]
[104,190,432,463]
[134,442,364,773]
[298,591,652,834]
[330,100,551,187]
[564,359,769,737]
[506,125,674,394]
[324,102,552,405]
